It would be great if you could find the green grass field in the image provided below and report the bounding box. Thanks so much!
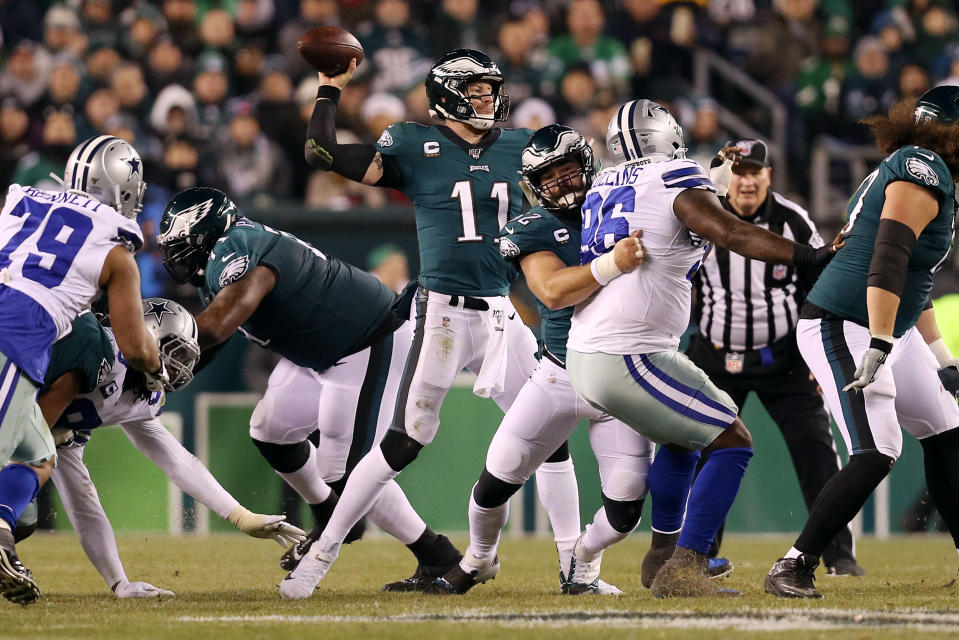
[4,532,959,639]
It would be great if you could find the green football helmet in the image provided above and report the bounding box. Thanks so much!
[520,125,595,220]
[426,49,510,130]
[915,85,959,124]
[158,187,237,285]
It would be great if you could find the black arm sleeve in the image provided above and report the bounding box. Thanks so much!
[304,85,405,189]
[867,218,917,297]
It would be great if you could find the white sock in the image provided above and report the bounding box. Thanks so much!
[535,458,580,561]
[0,521,10,532]
[366,480,426,545]
[579,507,629,560]
[319,446,398,553]
[467,488,508,560]
[784,546,802,560]
[277,444,331,505]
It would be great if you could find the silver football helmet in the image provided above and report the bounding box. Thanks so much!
[141,298,200,390]
[64,135,146,219]
[606,99,686,164]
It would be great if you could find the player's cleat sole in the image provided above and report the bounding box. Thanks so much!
[381,534,462,592]
[707,557,734,580]
[0,546,40,605]
[825,558,865,577]
[641,531,679,588]
[764,555,824,599]
[650,547,742,598]
[423,554,499,595]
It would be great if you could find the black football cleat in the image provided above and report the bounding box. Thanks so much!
[764,554,824,598]
[423,553,499,595]
[0,545,40,605]
[382,534,462,592]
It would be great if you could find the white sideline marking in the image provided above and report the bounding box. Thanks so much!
[177,609,959,631]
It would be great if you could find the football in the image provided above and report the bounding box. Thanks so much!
[296,26,365,76]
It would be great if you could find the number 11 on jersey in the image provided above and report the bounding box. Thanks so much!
[451,180,510,243]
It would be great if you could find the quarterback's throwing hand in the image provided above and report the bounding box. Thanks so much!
[318,58,357,90]
[843,336,893,393]
[228,506,307,547]
[613,230,646,273]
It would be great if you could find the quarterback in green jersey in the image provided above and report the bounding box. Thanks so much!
[766,86,959,599]
[282,50,582,598]
[158,187,463,593]
[431,126,654,596]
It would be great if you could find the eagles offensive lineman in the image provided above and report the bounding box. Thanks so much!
[158,187,460,592]
[430,125,652,595]
[565,100,837,598]
[281,50,584,598]
[765,86,959,598]
[26,302,303,597]
[0,136,166,604]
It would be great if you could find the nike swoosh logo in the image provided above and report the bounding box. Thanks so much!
[221,252,236,262]
[508,313,516,320]
[916,151,935,161]
[504,227,514,234]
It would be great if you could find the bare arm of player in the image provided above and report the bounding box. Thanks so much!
[195,265,277,350]
[36,372,82,427]
[864,181,939,339]
[99,246,160,374]
[521,231,646,310]
[307,59,392,186]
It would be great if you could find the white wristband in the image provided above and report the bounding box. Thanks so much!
[929,338,953,368]
[591,251,622,286]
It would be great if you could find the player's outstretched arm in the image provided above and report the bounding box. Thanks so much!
[305,59,400,187]
[119,418,305,547]
[195,266,276,350]
[521,231,645,310]
[100,246,160,375]
[673,189,837,270]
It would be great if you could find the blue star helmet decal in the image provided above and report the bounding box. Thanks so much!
[146,300,175,324]
[125,157,141,179]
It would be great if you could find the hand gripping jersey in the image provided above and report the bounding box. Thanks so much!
[43,312,162,433]
[0,184,143,382]
[202,219,399,372]
[375,122,532,297]
[498,206,580,364]
[568,158,716,354]
[806,146,957,337]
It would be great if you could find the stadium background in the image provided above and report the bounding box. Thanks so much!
[1,0,957,537]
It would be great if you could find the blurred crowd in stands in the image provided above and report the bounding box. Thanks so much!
[1,0,958,295]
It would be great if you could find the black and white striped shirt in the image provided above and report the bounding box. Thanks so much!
[693,192,824,352]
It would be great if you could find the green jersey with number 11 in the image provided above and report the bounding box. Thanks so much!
[375,122,532,297]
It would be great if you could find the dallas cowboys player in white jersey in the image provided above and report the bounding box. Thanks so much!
[0,136,169,604]
[566,101,838,597]
[25,300,305,597]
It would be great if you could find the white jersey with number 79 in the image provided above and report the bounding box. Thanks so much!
[568,158,716,355]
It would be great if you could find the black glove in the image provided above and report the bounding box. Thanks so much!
[938,364,959,398]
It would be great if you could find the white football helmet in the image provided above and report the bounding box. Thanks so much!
[64,135,146,219]
[141,298,200,390]
[606,99,686,164]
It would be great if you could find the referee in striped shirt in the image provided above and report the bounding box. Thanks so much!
[687,139,864,577]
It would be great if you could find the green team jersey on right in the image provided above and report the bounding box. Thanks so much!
[499,206,580,364]
[202,219,399,372]
[40,311,113,396]
[807,145,957,336]
[375,122,533,296]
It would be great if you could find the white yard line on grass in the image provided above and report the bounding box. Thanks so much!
[177,609,959,632]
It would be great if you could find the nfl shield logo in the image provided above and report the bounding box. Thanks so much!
[442,316,451,328]
[725,352,744,374]
[469,148,482,160]
[772,264,788,280]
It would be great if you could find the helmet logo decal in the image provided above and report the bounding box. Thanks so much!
[167,198,215,239]
[219,255,251,288]
[145,299,177,325]
[125,157,141,179]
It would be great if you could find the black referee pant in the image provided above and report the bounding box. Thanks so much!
[686,332,856,568]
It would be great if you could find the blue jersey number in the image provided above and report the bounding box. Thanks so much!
[56,397,103,431]
[0,203,93,288]
[580,187,634,264]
